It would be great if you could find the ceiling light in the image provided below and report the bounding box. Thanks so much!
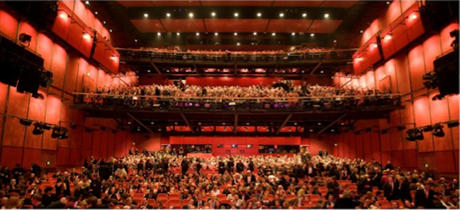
[189,13,194,18]
[211,12,216,17]
[214,32,218,36]
[147,70,151,73]
[166,13,170,17]
[253,32,257,35]
[150,122,154,125]
[410,13,417,20]
[234,32,238,36]
[371,43,378,48]
[237,42,240,46]
[176,32,180,35]
[272,33,276,36]
[103,21,106,25]
[333,40,337,43]
[318,122,322,125]
[257,13,261,17]
[83,32,91,40]
[234,13,239,17]
[157,32,161,36]
[134,39,137,42]
[279,13,284,17]
[386,1,390,4]
[144,13,148,18]
[320,70,324,73]
[196,32,199,36]
[94,11,98,15]
[109,29,113,33]
[291,32,295,36]
[302,13,307,17]
[85,1,89,5]
[360,30,363,33]
[310,129,314,132]
[310,33,315,37]
[384,34,392,41]
[331,129,335,132]
[324,13,329,18]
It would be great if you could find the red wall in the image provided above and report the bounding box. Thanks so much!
[335,22,459,176]
[0,8,133,169]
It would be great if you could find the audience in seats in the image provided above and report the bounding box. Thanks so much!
[0,149,457,209]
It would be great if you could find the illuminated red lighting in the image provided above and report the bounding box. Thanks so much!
[384,34,392,41]
[83,33,91,40]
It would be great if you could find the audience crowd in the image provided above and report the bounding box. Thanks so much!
[78,81,398,110]
[0,147,457,209]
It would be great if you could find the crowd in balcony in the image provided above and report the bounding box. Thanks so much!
[0,148,457,209]
[119,47,353,62]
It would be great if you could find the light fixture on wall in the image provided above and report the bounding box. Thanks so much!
[83,32,91,40]
[432,124,445,137]
[383,33,392,41]
[32,122,44,135]
[405,129,416,141]
[19,119,33,126]
[415,128,424,140]
[51,127,61,138]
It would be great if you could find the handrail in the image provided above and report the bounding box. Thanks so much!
[115,48,359,55]
[72,92,401,101]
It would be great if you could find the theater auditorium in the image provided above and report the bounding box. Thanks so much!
[0,0,459,209]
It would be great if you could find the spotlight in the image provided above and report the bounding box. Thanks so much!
[157,32,161,36]
[109,29,113,33]
[214,32,218,36]
[43,124,52,130]
[144,13,149,18]
[365,128,372,133]
[211,12,215,17]
[311,33,315,37]
[32,123,44,135]
[19,33,32,44]
[433,124,445,137]
[51,127,61,138]
[333,40,337,43]
[360,30,363,34]
[234,13,239,17]
[19,119,33,126]
[237,42,240,46]
[384,34,392,41]
[302,13,307,17]
[406,129,416,141]
[166,13,170,17]
[59,128,69,139]
[380,129,388,134]
[354,131,361,135]
[234,32,238,36]
[189,13,194,18]
[279,13,284,17]
[196,32,199,36]
[397,125,406,131]
[176,32,180,35]
[253,32,257,35]
[257,13,261,17]
[85,1,89,4]
[272,33,276,36]
[324,13,329,18]
[291,32,295,36]
[415,128,424,140]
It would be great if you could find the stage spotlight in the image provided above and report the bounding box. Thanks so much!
[19,33,32,44]
[32,123,44,135]
[70,123,77,129]
[59,128,69,139]
[354,131,361,135]
[405,129,416,141]
[51,127,61,138]
[422,125,433,132]
[380,129,388,134]
[19,119,33,126]
[32,93,45,100]
[447,121,459,128]
[397,125,406,131]
[365,128,372,133]
[415,128,424,140]
[432,124,445,137]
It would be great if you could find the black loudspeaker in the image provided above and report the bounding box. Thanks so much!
[433,51,459,97]
[17,66,40,94]
[0,51,21,87]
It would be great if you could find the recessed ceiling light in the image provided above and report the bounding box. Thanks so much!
[237,42,240,46]
[166,13,170,17]
[214,32,218,36]
[128,122,131,124]
[134,39,137,42]
[386,1,390,4]
[331,129,335,132]
[324,13,329,18]
[103,21,106,25]
[234,32,238,36]
[291,32,295,36]
[176,32,180,35]
[234,13,239,17]
[189,13,194,18]
[95,11,98,15]
[310,129,314,132]
[311,33,315,37]
[318,122,322,125]
[279,13,284,17]
[320,70,324,73]
[360,30,363,33]
[253,32,257,35]
[85,1,89,4]
[257,13,261,17]
[211,12,216,17]
[331,76,335,79]
[109,29,113,33]
[144,13,148,17]
[157,32,161,36]
[147,70,151,73]
[272,33,276,36]
[196,32,199,36]
[151,122,154,125]
[302,13,307,17]
[333,40,337,43]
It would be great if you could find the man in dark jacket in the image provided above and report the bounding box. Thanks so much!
[236,161,245,173]
[334,191,357,209]
[90,173,102,198]
[383,176,399,201]
[415,184,435,208]
[31,194,46,208]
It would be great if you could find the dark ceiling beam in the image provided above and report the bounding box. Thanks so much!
[149,61,162,74]
[309,61,323,75]
[234,113,238,134]
[127,112,154,133]
[276,113,293,135]
[317,113,347,135]
[180,113,195,134]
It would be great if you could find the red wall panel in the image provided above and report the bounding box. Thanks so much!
[100,131,108,159]
[1,147,23,168]
[22,148,41,170]
[92,131,101,158]
[17,22,38,51]
[0,9,18,39]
